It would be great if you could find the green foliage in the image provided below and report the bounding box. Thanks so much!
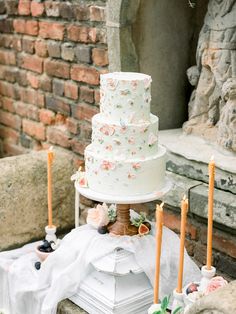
[108,206,117,222]
[131,212,146,227]
[151,295,182,314]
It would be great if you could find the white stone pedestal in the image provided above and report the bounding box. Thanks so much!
[69,248,153,314]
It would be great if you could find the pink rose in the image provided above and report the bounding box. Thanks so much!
[87,203,109,228]
[79,176,88,188]
[148,132,158,146]
[132,163,141,170]
[205,276,228,295]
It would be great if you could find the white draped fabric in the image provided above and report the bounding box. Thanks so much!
[0,223,201,314]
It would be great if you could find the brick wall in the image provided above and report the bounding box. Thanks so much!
[0,0,108,165]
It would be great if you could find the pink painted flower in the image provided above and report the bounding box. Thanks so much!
[128,137,135,145]
[100,125,115,136]
[79,176,88,188]
[140,125,149,133]
[148,133,158,146]
[205,276,228,295]
[144,78,151,89]
[87,203,109,228]
[105,145,113,151]
[101,160,115,170]
[128,173,136,179]
[107,78,117,90]
[131,80,138,90]
[132,163,141,170]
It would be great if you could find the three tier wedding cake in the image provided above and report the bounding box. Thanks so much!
[84,72,166,196]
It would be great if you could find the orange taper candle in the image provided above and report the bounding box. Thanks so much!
[47,146,55,228]
[176,196,189,293]
[154,202,164,304]
[207,156,215,270]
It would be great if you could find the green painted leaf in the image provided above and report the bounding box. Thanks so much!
[173,306,182,314]
[161,295,170,310]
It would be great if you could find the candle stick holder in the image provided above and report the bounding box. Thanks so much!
[171,289,184,314]
[199,265,216,291]
[148,303,163,314]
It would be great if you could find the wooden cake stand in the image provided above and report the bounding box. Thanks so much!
[74,179,172,235]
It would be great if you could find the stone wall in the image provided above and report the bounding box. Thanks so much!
[0,148,76,251]
[0,0,107,162]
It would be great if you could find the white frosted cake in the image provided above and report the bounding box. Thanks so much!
[84,72,166,196]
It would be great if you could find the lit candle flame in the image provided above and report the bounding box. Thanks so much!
[49,146,54,152]
[160,202,164,208]
[210,155,214,161]
[183,195,186,201]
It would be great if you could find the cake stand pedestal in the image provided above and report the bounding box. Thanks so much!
[71,180,171,313]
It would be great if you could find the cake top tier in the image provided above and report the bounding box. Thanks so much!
[100,72,152,123]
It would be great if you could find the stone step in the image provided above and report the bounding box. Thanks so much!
[57,299,87,314]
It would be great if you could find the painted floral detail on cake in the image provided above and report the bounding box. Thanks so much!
[128,112,135,123]
[148,132,158,147]
[98,138,104,144]
[128,137,135,145]
[140,125,149,133]
[121,89,130,96]
[71,168,88,188]
[128,173,136,179]
[105,145,113,151]
[132,163,141,170]
[144,77,151,89]
[101,160,115,170]
[113,139,121,145]
[107,78,117,90]
[100,125,115,136]
[131,80,138,90]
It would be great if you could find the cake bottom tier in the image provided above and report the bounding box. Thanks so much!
[85,145,166,196]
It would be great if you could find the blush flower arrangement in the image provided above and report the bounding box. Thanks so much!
[71,167,88,188]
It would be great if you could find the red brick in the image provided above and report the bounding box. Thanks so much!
[39,75,52,92]
[39,108,55,125]
[80,122,92,139]
[39,21,64,40]
[14,102,38,121]
[71,138,88,155]
[0,67,16,83]
[94,89,100,104]
[45,59,70,79]
[19,88,44,107]
[67,25,97,43]
[200,228,236,259]
[13,19,38,36]
[1,97,15,113]
[89,5,105,22]
[23,119,45,140]
[18,0,30,15]
[27,72,40,89]
[22,38,35,54]
[80,86,94,104]
[55,113,66,125]
[35,40,48,57]
[92,48,108,67]
[72,103,99,122]
[71,65,99,85]
[0,50,16,65]
[0,109,21,130]
[0,125,19,143]
[3,142,27,156]
[31,1,44,17]
[45,1,60,17]
[20,54,43,73]
[66,117,80,135]
[64,81,78,100]
[0,81,18,99]
[74,5,89,20]
[0,35,22,51]
[47,126,71,148]
[163,211,198,240]
[45,95,70,115]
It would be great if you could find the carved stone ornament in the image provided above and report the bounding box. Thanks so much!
[183,0,236,152]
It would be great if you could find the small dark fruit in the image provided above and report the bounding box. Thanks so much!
[35,261,41,270]
[98,225,108,234]
[186,283,199,295]
[143,221,151,231]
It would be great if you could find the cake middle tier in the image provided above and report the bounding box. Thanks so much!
[84,144,166,196]
[91,113,159,159]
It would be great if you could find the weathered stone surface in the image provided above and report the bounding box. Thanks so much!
[190,184,236,230]
[0,149,75,251]
[159,129,236,194]
[185,280,236,314]
[57,299,87,314]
